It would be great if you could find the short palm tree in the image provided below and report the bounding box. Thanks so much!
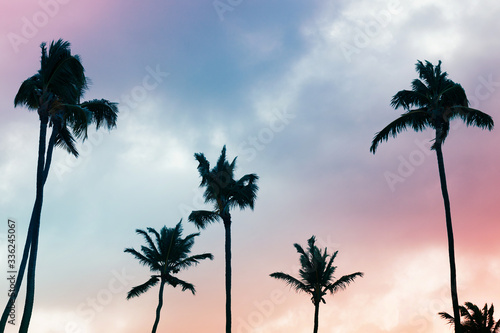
[370,60,493,333]
[440,302,500,332]
[125,221,213,333]
[0,39,118,333]
[188,145,258,333]
[270,236,363,333]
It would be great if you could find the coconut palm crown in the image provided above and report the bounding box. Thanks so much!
[14,39,118,157]
[370,60,493,153]
[125,221,213,333]
[270,236,363,333]
[189,145,259,228]
[440,302,500,333]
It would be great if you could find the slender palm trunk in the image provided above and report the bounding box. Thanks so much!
[19,209,41,333]
[435,143,461,333]
[223,216,232,333]
[151,280,165,333]
[42,128,58,185]
[0,114,52,331]
[18,115,51,333]
[0,207,35,330]
[0,212,34,329]
[313,302,320,333]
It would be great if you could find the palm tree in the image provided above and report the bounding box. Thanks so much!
[270,236,363,333]
[0,39,118,332]
[125,221,213,333]
[440,302,500,332]
[188,145,259,333]
[370,60,493,333]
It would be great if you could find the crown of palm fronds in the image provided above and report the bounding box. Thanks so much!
[14,39,118,157]
[439,302,500,332]
[270,236,363,305]
[189,145,259,229]
[371,60,493,153]
[124,221,213,299]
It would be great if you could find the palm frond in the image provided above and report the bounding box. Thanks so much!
[136,228,160,257]
[41,39,71,78]
[140,246,163,271]
[307,235,317,251]
[48,56,86,103]
[439,311,456,326]
[493,307,500,333]
[54,125,78,157]
[14,74,42,110]
[165,275,196,294]
[41,40,87,104]
[324,250,338,281]
[229,174,259,210]
[270,272,308,293]
[410,79,431,100]
[81,99,118,131]
[176,252,214,271]
[126,276,159,299]
[176,234,197,260]
[416,60,446,89]
[216,145,228,174]
[188,210,220,229]
[293,243,309,267]
[157,225,174,261]
[370,109,431,153]
[194,152,210,187]
[327,272,364,293]
[124,248,158,270]
[391,89,429,110]
[61,104,91,140]
[440,82,468,108]
[451,106,494,130]
[236,173,259,185]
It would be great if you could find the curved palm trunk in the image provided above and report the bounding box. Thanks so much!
[313,302,320,333]
[223,215,232,333]
[0,213,34,329]
[0,126,58,331]
[18,116,55,333]
[435,143,461,333]
[19,208,43,333]
[151,280,165,333]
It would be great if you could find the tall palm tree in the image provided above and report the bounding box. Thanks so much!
[188,145,258,333]
[125,221,213,333]
[370,60,493,333]
[0,39,118,333]
[440,302,500,332]
[270,236,363,333]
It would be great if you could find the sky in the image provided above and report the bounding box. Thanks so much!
[1,0,500,332]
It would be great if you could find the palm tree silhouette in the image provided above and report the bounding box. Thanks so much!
[370,60,493,333]
[440,302,500,332]
[0,39,118,332]
[270,236,363,333]
[125,221,213,333]
[188,145,259,333]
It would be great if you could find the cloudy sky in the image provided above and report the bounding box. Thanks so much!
[1,0,500,332]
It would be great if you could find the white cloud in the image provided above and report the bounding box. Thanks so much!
[0,121,37,205]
